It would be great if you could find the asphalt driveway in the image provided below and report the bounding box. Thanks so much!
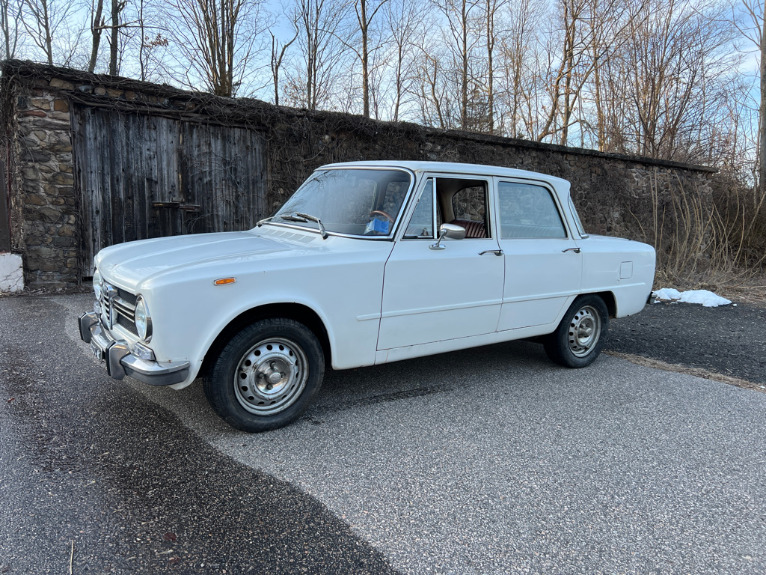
[1,293,766,574]
[606,300,766,385]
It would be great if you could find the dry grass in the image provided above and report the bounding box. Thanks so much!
[716,274,766,307]
[641,174,766,295]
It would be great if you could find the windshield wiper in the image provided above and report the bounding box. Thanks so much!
[256,216,273,227]
[280,214,308,223]
[277,212,328,239]
[296,212,328,239]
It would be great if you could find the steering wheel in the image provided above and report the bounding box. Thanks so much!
[370,210,394,223]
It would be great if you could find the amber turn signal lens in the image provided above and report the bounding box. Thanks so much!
[214,277,236,286]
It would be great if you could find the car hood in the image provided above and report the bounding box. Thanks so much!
[95,230,311,290]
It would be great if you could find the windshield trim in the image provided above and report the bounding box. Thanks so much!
[260,166,417,240]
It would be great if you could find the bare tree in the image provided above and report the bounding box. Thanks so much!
[432,0,481,129]
[87,0,105,71]
[381,0,423,121]
[735,0,766,198]
[22,0,56,64]
[107,0,128,74]
[164,0,267,96]
[493,0,541,138]
[756,0,765,198]
[21,0,83,65]
[134,0,168,81]
[615,0,737,160]
[535,0,594,144]
[1,0,22,60]
[348,0,389,117]
[285,0,348,110]
[419,51,446,127]
[270,27,297,106]
[481,0,506,133]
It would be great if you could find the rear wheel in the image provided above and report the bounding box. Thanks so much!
[544,295,609,368]
[203,318,325,432]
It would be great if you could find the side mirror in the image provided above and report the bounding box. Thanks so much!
[430,223,466,250]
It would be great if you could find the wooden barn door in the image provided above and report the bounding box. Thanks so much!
[0,154,10,252]
[72,106,267,277]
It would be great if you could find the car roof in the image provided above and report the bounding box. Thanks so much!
[319,160,571,188]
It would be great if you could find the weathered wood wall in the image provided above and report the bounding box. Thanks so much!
[0,156,9,251]
[72,106,266,275]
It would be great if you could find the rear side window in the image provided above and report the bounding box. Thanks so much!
[498,182,567,239]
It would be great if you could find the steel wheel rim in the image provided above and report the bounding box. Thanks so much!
[567,305,601,358]
[233,337,308,416]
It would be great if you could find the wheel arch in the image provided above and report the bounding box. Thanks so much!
[591,290,617,318]
[200,303,331,380]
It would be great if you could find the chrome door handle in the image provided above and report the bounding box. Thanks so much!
[479,250,504,256]
[562,247,581,254]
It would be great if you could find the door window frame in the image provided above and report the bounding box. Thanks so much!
[399,174,494,240]
[495,179,571,240]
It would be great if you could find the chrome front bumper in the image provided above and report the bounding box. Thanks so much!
[78,311,190,386]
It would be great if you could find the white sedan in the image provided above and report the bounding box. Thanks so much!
[79,161,656,432]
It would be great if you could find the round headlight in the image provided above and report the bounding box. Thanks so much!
[134,295,152,341]
[93,270,102,299]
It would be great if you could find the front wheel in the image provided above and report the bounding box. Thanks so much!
[203,318,325,432]
[544,295,609,368]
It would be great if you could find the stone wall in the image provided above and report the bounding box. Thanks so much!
[0,60,716,289]
[1,68,79,288]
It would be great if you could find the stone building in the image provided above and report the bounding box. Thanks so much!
[0,59,716,290]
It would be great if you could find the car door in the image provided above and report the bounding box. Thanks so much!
[377,176,504,350]
[495,179,582,331]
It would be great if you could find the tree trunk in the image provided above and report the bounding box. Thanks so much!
[109,0,118,74]
[88,0,104,72]
[760,0,766,199]
[460,0,468,128]
[360,0,369,117]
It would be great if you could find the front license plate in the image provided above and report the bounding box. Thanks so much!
[91,339,105,362]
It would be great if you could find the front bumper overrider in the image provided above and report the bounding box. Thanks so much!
[79,312,190,386]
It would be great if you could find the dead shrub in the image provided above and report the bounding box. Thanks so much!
[636,173,765,290]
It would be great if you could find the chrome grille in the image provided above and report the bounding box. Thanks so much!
[99,284,138,336]
[112,298,136,322]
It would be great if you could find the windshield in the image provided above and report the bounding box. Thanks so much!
[270,168,412,237]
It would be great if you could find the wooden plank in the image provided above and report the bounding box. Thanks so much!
[73,105,268,278]
[0,154,10,252]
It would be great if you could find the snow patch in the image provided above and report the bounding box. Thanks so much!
[652,288,732,307]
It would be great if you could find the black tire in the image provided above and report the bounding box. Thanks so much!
[203,318,325,432]
[544,295,609,368]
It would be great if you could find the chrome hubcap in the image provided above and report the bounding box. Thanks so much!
[568,305,601,358]
[234,337,308,415]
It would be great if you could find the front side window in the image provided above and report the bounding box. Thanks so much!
[447,180,490,239]
[498,181,567,239]
[402,177,490,239]
[451,185,487,224]
[272,168,412,237]
[404,179,435,238]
